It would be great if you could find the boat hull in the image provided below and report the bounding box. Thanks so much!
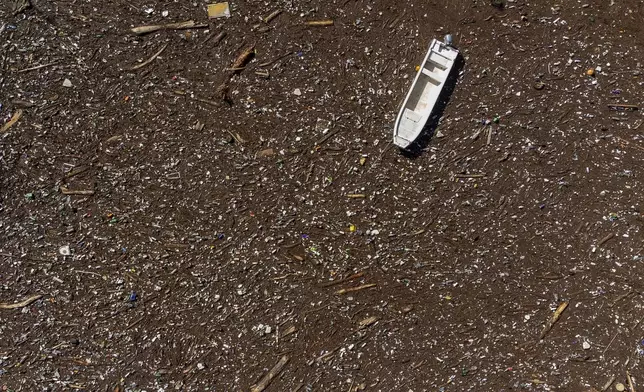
[393,39,459,149]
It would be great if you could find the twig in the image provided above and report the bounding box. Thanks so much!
[203,31,226,46]
[250,355,289,392]
[226,130,245,144]
[305,163,314,182]
[75,270,102,277]
[346,194,366,199]
[131,20,207,35]
[597,233,615,248]
[611,290,635,307]
[602,331,620,357]
[455,173,486,179]
[0,109,23,133]
[336,283,377,295]
[60,186,95,196]
[314,127,343,146]
[471,125,485,140]
[17,62,58,73]
[0,294,43,310]
[264,10,282,23]
[255,70,270,78]
[192,96,220,107]
[280,325,297,339]
[557,108,571,123]
[616,137,644,152]
[12,0,31,15]
[130,43,168,70]
[358,316,379,329]
[126,316,145,330]
[627,371,636,392]
[608,104,638,111]
[183,348,214,374]
[539,301,568,340]
[486,127,493,145]
[305,20,334,26]
[315,347,339,362]
[632,315,644,331]
[602,375,616,392]
[259,51,294,67]
[319,272,364,288]
[65,166,89,179]
[375,142,394,163]
[229,44,255,73]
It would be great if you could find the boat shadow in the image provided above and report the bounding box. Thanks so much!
[400,53,465,159]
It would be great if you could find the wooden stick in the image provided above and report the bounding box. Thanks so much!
[346,194,366,198]
[455,173,485,178]
[130,43,168,70]
[0,109,23,133]
[192,96,220,107]
[608,104,639,111]
[602,331,620,356]
[259,51,294,67]
[557,108,572,123]
[305,20,334,26]
[319,272,364,288]
[627,371,636,392]
[60,186,95,196]
[230,44,255,72]
[336,283,376,295]
[539,301,568,340]
[131,20,207,35]
[250,355,289,392]
[611,291,634,307]
[264,10,282,23]
[203,31,227,46]
[280,325,297,339]
[0,294,43,309]
[597,233,615,247]
[17,62,58,73]
[65,166,89,179]
[471,125,485,140]
[602,375,616,392]
[226,130,245,144]
[314,128,343,146]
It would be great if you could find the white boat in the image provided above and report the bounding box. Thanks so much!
[393,39,459,149]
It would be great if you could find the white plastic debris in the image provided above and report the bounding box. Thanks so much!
[59,245,71,256]
[582,341,590,350]
[62,79,72,88]
[293,88,302,96]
